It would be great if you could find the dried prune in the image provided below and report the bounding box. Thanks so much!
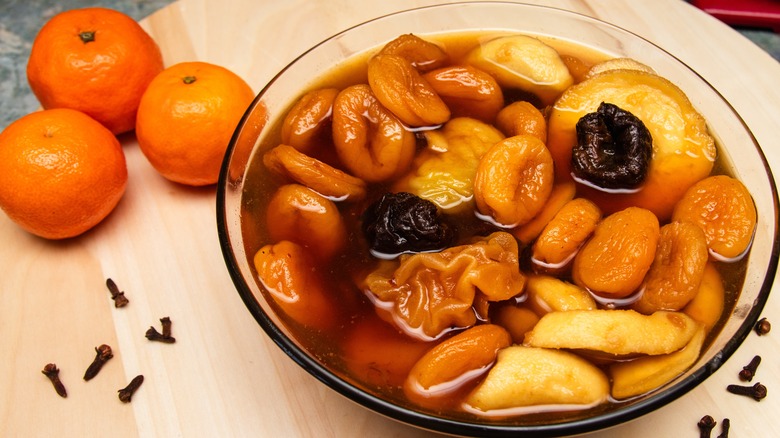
[362,192,454,256]
[571,102,652,190]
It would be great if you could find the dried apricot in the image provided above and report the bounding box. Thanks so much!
[405,324,511,397]
[422,65,503,123]
[378,33,448,72]
[672,175,757,261]
[280,88,338,154]
[682,263,725,333]
[367,54,450,127]
[511,181,576,244]
[262,144,367,201]
[560,54,592,84]
[572,207,659,299]
[473,135,554,227]
[495,101,547,143]
[332,84,416,182]
[633,221,708,314]
[491,304,539,344]
[265,184,347,261]
[547,69,716,220]
[253,241,336,330]
[466,35,574,106]
[531,198,602,270]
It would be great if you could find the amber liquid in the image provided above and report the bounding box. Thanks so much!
[239,31,747,424]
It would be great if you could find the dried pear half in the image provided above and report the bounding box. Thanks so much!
[610,325,705,399]
[523,309,699,356]
[547,69,716,220]
[466,35,573,106]
[525,275,597,315]
[465,346,609,414]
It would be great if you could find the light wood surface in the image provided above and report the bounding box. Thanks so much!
[2,0,779,436]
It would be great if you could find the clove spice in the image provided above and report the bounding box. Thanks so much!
[118,374,144,403]
[716,418,730,438]
[106,278,129,308]
[738,355,761,382]
[42,363,67,398]
[145,316,176,343]
[726,382,767,401]
[697,415,716,438]
[83,344,113,381]
[754,317,771,336]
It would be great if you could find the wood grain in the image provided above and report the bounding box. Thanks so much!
[2,0,779,436]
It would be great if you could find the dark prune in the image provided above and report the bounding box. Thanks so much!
[362,192,454,256]
[571,102,652,190]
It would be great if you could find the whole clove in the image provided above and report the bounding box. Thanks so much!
[739,355,761,382]
[697,415,716,438]
[717,418,730,438]
[145,316,176,343]
[754,317,771,336]
[118,374,144,403]
[83,344,113,381]
[106,278,129,307]
[726,382,767,401]
[42,363,67,398]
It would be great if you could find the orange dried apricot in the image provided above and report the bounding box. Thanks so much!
[473,135,554,227]
[572,207,659,299]
[405,324,511,397]
[332,84,416,182]
[531,198,602,270]
[253,241,337,330]
[367,54,451,127]
[265,184,347,261]
[633,221,709,314]
[491,304,539,344]
[511,181,576,244]
[262,144,367,201]
[560,54,592,84]
[682,263,725,333]
[495,101,547,143]
[422,65,503,123]
[280,88,339,154]
[547,69,716,220]
[672,175,757,261]
[378,33,448,72]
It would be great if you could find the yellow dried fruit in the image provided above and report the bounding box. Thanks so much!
[525,275,596,316]
[280,88,338,154]
[524,310,699,356]
[531,198,601,271]
[378,33,448,72]
[682,263,725,333]
[494,101,546,142]
[465,346,609,413]
[492,304,540,344]
[423,65,504,123]
[466,35,574,106]
[585,57,655,79]
[610,326,705,399]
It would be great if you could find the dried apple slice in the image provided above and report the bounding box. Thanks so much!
[465,346,609,413]
[547,69,716,220]
[466,35,573,106]
[523,309,699,356]
[610,325,705,399]
[525,275,596,316]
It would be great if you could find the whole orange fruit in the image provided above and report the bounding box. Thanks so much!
[136,61,255,186]
[26,7,164,135]
[0,108,128,239]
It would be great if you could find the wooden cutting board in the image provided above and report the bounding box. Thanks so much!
[2,0,779,436]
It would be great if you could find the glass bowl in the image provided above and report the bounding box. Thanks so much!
[217,3,779,437]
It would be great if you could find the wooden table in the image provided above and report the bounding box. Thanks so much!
[2,0,778,436]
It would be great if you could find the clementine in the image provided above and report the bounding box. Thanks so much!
[26,7,164,135]
[135,61,255,186]
[0,108,128,239]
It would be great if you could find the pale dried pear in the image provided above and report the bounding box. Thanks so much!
[465,346,609,413]
[400,117,504,212]
[610,325,705,399]
[523,310,699,356]
[466,35,573,106]
[586,57,655,79]
[525,275,596,316]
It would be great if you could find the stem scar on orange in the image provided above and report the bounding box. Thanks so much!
[0,109,128,239]
[26,7,164,135]
[135,61,255,186]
